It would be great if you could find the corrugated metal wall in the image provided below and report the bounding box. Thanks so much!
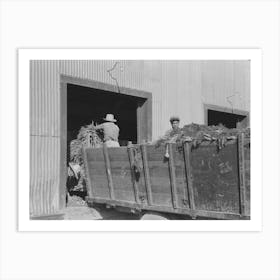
[30,60,60,136]
[30,60,250,216]
[30,136,60,216]
[201,60,250,111]
[59,60,250,138]
[30,61,60,216]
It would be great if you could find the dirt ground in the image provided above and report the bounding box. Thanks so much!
[64,195,140,220]
[63,195,190,220]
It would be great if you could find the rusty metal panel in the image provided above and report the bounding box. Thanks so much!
[30,60,60,136]
[30,136,60,217]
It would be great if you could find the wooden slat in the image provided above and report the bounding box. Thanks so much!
[127,143,140,204]
[183,142,196,212]
[82,147,94,198]
[140,144,153,205]
[86,197,250,220]
[102,144,115,200]
[238,133,246,216]
[167,143,178,209]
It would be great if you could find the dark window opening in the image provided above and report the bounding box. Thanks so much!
[67,83,146,161]
[207,109,248,129]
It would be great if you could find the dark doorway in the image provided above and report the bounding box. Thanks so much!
[67,83,147,154]
[207,109,248,129]
[60,75,152,210]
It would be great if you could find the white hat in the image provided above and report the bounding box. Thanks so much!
[103,113,117,122]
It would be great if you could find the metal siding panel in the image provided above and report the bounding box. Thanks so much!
[233,61,250,110]
[142,61,161,138]
[60,60,117,86]
[184,61,203,124]
[30,136,60,216]
[201,60,250,112]
[58,60,250,140]
[30,60,60,136]
[30,60,60,216]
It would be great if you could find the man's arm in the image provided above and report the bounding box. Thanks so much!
[161,129,172,141]
[155,129,171,147]
[94,123,104,130]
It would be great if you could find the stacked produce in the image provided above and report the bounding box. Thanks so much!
[70,123,103,165]
[156,123,250,150]
[68,123,103,194]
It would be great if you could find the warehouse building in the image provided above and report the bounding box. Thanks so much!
[30,60,250,218]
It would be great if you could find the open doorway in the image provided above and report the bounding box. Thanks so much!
[60,75,152,209]
[204,104,249,129]
[67,83,146,156]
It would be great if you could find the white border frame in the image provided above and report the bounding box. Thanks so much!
[18,48,262,232]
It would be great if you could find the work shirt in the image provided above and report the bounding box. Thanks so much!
[95,122,120,142]
[161,127,182,143]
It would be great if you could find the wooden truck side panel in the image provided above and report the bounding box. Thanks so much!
[244,139,250,216]
[84,148,110,199]
[145,145,188,209]
[83,137,250,219]
[190,143,240,214]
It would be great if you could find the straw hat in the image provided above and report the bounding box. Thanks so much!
[103,114,117,122]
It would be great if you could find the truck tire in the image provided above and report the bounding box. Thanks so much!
[140,213,169,220]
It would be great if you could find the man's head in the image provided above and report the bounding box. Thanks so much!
[103,113,117,123]
[169,116,180,130]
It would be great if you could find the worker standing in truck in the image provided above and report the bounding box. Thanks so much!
[156,116,182,144]
[155,116,183,158]
[164,116,181,140]
[95,113,120,147]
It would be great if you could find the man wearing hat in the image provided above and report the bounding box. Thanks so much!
[160,116,182,142]
[95,114,120,147]
[155,116,182,157]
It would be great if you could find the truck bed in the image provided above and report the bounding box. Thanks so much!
[83,135,250,220]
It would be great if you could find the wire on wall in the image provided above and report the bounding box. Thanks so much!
[107,61,121,93]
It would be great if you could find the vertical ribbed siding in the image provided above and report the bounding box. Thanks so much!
[58,60,250,140]
[60,60,147,90]
[143,61,162,139]
[183,61,203,124]
[30,60,60,216]
[30,60,60,136]
[201,60,249,111]
[30,136,60,216]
